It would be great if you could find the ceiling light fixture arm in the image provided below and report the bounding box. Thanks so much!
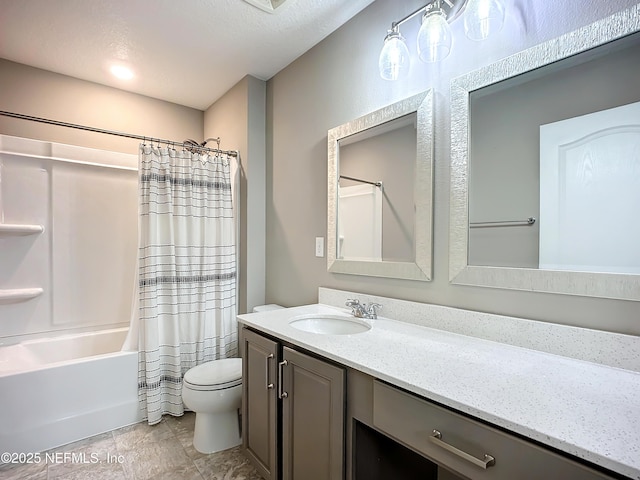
[390,0,455,30]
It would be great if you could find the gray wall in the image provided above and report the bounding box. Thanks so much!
[0,59,202,154]
[266,0,640,335]
[205,75,267,314]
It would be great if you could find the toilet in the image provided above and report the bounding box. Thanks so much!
[182,358,243,454]
[182,304,283,454]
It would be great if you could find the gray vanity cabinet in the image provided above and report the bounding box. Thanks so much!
[281,346,345,480]
[242,328,345,480]
[372,380,617,480]
[242,328,279,480]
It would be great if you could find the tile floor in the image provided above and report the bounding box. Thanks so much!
[0,413,263,480]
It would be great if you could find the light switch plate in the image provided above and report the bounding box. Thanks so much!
[315,237,324,257]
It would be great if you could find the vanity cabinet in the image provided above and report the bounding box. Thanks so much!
[242,328,279,479]
[371,380,617,480]
[242,328,345,480]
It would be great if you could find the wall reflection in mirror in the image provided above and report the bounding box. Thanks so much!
[337,114,416,263]
[467,31,640,275]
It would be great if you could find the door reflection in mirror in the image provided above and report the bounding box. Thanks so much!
[539,101,640,274]
[338,182,383,261]
[468,31,640,274]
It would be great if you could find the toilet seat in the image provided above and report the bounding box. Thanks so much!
[183,358,242,391]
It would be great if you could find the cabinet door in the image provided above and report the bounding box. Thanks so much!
[242,328,279,480]
[281,346,345,480]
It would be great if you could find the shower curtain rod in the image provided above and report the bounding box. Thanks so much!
[339,175,382,187]
[469,217,536,228]
[0,110,238,157]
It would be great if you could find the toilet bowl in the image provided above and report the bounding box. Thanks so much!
[182,306,283,454]
[181,358,243,454]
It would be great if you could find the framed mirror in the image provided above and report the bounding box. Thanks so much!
[450,6,640,300]
[328,90,433,281]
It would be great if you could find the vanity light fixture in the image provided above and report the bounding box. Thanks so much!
[416,1,453,63]
[379,0,505,80]
[464,0,505,41]
[379,26,411,81]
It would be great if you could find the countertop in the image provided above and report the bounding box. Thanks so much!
[238,304,640,480]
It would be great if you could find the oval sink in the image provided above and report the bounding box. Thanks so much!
[289,314,371,335]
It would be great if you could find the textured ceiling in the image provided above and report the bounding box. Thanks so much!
[0,0,375,110]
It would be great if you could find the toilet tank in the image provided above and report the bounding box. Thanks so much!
[252,304,284,313]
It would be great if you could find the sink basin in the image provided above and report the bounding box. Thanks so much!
[289,314,371,335]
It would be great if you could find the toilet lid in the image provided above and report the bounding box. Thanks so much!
[183,358,242,391]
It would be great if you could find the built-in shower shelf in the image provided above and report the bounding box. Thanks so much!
[0,224,44,236]
[0,288,43,304]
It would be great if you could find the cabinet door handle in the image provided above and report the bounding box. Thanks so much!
[278,360,288,399]
[429,430,495,469]
[266,353,274,390]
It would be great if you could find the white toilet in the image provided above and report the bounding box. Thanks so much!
[182,304,283,454]
[182,358,243,454]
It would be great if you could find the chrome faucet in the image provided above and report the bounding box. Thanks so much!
[345,299,382,319]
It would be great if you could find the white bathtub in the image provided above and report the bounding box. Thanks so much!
[0,328,142,455]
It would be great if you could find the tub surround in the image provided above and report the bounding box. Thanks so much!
[238,289,640,479]
[0,134,137,345]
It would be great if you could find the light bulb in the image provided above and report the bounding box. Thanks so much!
[378,30,410,81]
[464,0,505,41]
[416,8,452,63]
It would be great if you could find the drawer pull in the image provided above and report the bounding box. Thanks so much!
[278,360,289,399]
[266,353,274,390]
[429,430,495,469]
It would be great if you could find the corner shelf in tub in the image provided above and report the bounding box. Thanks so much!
[0,224,44,236]
[0,288,44,304]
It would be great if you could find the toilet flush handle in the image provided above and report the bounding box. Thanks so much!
[266,353,274,390]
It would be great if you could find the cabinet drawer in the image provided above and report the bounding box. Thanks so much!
[373,381,612,480]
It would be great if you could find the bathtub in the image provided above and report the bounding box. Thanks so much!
[0,327,142,455]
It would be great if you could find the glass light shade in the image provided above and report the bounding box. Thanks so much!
[417,9,452,63]
[464,0,505,41]
[379,32,410,81]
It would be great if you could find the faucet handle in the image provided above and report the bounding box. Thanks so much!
[365,303,382,319]
[345,299,364,317]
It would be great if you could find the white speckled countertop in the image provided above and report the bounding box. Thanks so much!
[238,303,640,480]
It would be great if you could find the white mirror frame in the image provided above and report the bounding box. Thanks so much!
[328,90,434,281]
[449,6,640,301]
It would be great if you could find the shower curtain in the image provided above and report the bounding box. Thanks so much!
[135,145,237,425]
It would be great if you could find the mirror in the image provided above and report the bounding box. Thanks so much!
[450,6,640,300]
[328,90,433,281]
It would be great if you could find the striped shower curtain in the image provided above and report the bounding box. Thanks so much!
[136,145,237,425]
